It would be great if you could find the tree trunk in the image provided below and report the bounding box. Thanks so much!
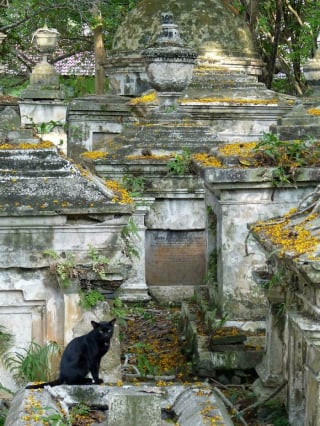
[249,0,259,32]
[266,0,282,89]
[94,24,105,95]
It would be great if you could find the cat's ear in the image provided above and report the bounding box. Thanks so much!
[110,318,116,326]
[91,321,99,329]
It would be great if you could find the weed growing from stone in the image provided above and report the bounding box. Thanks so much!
[167,149,193,175]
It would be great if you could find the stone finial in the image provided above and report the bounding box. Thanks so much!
[142,13,196,103]
[161,12,174,25]
[154,11,184,47]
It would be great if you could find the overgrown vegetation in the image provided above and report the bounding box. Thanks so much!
[43,244,109,289]
[122,174,146,198]
[1,1,319,96]
[0,0,138,96]
[0,325,13,357]
[167,149,193,175]
[121,218,140,260]
[254,132,320,186]
[79,289,105,310]
[3,341,60,385]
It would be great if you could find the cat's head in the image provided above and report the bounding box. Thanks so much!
[91,319,116,341]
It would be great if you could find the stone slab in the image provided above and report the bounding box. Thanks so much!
[108,392,161,426]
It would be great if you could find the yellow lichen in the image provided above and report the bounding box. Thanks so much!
[0,140,54,150]
[192,153,223,167]
[180,98,278,105]
[218,142,257,157]
[105,180,133,205]
[128,91,158,105]
[126,154,174,161]
[253,211,318,256]
[307,108,320,116]
[81,151,108,160]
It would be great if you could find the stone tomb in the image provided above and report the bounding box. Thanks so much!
[5,383,233,426]
[0,144,133,390]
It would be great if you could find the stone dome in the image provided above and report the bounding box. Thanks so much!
[106,0,264,96]
[112,0,257,60]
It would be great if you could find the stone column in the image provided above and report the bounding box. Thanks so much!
[118,200,153,302]
[255,301,286,391]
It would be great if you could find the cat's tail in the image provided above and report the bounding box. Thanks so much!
[25,378,63,389]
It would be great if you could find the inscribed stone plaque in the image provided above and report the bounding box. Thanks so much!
[146,230,205,286]
[108,393,161,426]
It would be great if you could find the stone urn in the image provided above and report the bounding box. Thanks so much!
[32,22,59,55]
[22,22,61,97]
[142,12,197,106]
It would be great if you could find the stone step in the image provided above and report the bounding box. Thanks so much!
[0,148,73,175]
[210,332,247,346]
[180,300,264,379]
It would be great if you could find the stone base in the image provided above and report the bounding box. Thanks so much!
[255,360,284,388]
[118,282,151,302]
[19,100,67,125]
[148,285,195,304]
[252,378,285,403]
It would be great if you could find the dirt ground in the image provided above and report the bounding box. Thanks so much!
[119,302,288,426]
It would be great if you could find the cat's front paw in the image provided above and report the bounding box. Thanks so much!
[93,378,104,385]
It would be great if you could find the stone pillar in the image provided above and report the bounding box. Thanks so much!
[118,201,153,302]
[255,302,286,396]
[203,172,319,320]
[62,292,82,346]
[305,342,320,425]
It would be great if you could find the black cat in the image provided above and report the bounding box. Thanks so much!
[25,319,116,389]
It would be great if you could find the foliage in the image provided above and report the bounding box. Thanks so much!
[227,1,320,95]
[263,270,284,290]
[0,409,7,426]
[205,309,229,334]
[69,403,91,424]
[0,325,13,357]
[32,120,64,135]
[1,1,319,96]
[121,218,140,260]
[136,353,159,376]
[167,149,193,175]
[261,400,289,425]
[79,289,105,310]
[111,298,128,327]
[40,406,69,426]
[3,340,60,385]
[0,0,138,92]
[87,244,109,280]
[43,249,77,289]
[122,174,146,198]
[43,245,109,288]
[60,76,95,97]
[254,132,320,186]
[39,403,91,426]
